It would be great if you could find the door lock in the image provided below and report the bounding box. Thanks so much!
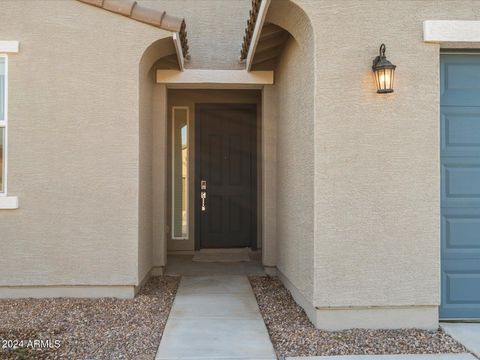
[201,191,207,211]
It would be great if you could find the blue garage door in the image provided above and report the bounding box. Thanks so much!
[441,54,480,319]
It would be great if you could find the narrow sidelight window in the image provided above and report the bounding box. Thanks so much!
[172,107,189,239]
[0,56,7,194]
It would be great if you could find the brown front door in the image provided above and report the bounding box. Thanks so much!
[195,104,257,249]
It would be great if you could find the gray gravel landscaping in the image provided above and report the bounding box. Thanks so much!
[249,275,467,358]
[0,276,180,360]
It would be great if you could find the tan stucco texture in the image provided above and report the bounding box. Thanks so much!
[293,0,480,308]
[138,0,251,70]
[0,0,171,286]
[2,0,480,324]
[266,0,316,304]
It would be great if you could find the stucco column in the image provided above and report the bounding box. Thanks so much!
[152,84,168,271]
[261,85,277,267]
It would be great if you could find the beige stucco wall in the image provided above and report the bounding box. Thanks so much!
[285,0,480,319]
[0,0,171,288]
[2,0,480,330]
[152,84,169,271]
[138,47,154,285]
[266,1,316,304]
[261,85,277,267]
[138,0,251,70]
[138,39,177,283]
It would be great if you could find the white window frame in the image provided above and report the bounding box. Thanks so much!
[171,106,190,240]
[0,54,8,196]
[0,42,19,209]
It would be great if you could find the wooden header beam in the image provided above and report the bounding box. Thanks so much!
[156,69,274,86]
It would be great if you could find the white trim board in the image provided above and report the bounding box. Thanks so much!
[0,196,18,209]
[246,0,271,72]
[171,106,189,240]
[0,54,10,197]
[172,33,185,71]
[156,69,274,86]
[0,41,19,53]
[424,21,480,43]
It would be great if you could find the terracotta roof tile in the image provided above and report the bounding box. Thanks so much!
[103,0,136,16]
[77,0,189,57]
[79,0,104,7]
[240,0,262,60]
[131,5,166,27]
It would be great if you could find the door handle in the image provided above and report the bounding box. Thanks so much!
[201,191,206,211]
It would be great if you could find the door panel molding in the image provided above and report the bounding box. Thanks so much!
[195,103,257,250]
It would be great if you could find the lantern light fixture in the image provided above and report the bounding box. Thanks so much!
[372,44,396,94]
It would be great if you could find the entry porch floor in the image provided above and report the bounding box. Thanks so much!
[165,253,265,276]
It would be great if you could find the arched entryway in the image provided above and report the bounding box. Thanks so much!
[138,36,186,282]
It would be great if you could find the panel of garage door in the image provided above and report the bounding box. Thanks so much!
[440,54,480,319]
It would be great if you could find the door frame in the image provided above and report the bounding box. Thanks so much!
[194,103,258,250]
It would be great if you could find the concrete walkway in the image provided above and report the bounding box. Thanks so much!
[286,355,477,360]
[155,275,277,360]
[441,323,480,358]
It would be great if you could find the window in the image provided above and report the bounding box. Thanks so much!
[172,107,189,239]
[0,55,7,194]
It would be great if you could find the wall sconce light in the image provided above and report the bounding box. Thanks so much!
[372,44,396,93]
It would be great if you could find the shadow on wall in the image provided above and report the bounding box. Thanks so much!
[263,0,317,306]
[138,37,179,282]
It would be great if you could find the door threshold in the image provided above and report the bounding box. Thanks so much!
[197,247,251,254]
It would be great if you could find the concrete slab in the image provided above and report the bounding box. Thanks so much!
[156,275,276,360]
[441,322,480,357]
[166,254,265,276]
[156,358,274,360]
[192,248,250,262]
[176,275,253,295]
[286,354,476,360]
[156,358,273,360]
[170,293,261,319]
[156,318,276,359]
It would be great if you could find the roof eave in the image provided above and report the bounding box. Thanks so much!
[76,0,189,62]
[245,0,271,72]
[173,32,185,71]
